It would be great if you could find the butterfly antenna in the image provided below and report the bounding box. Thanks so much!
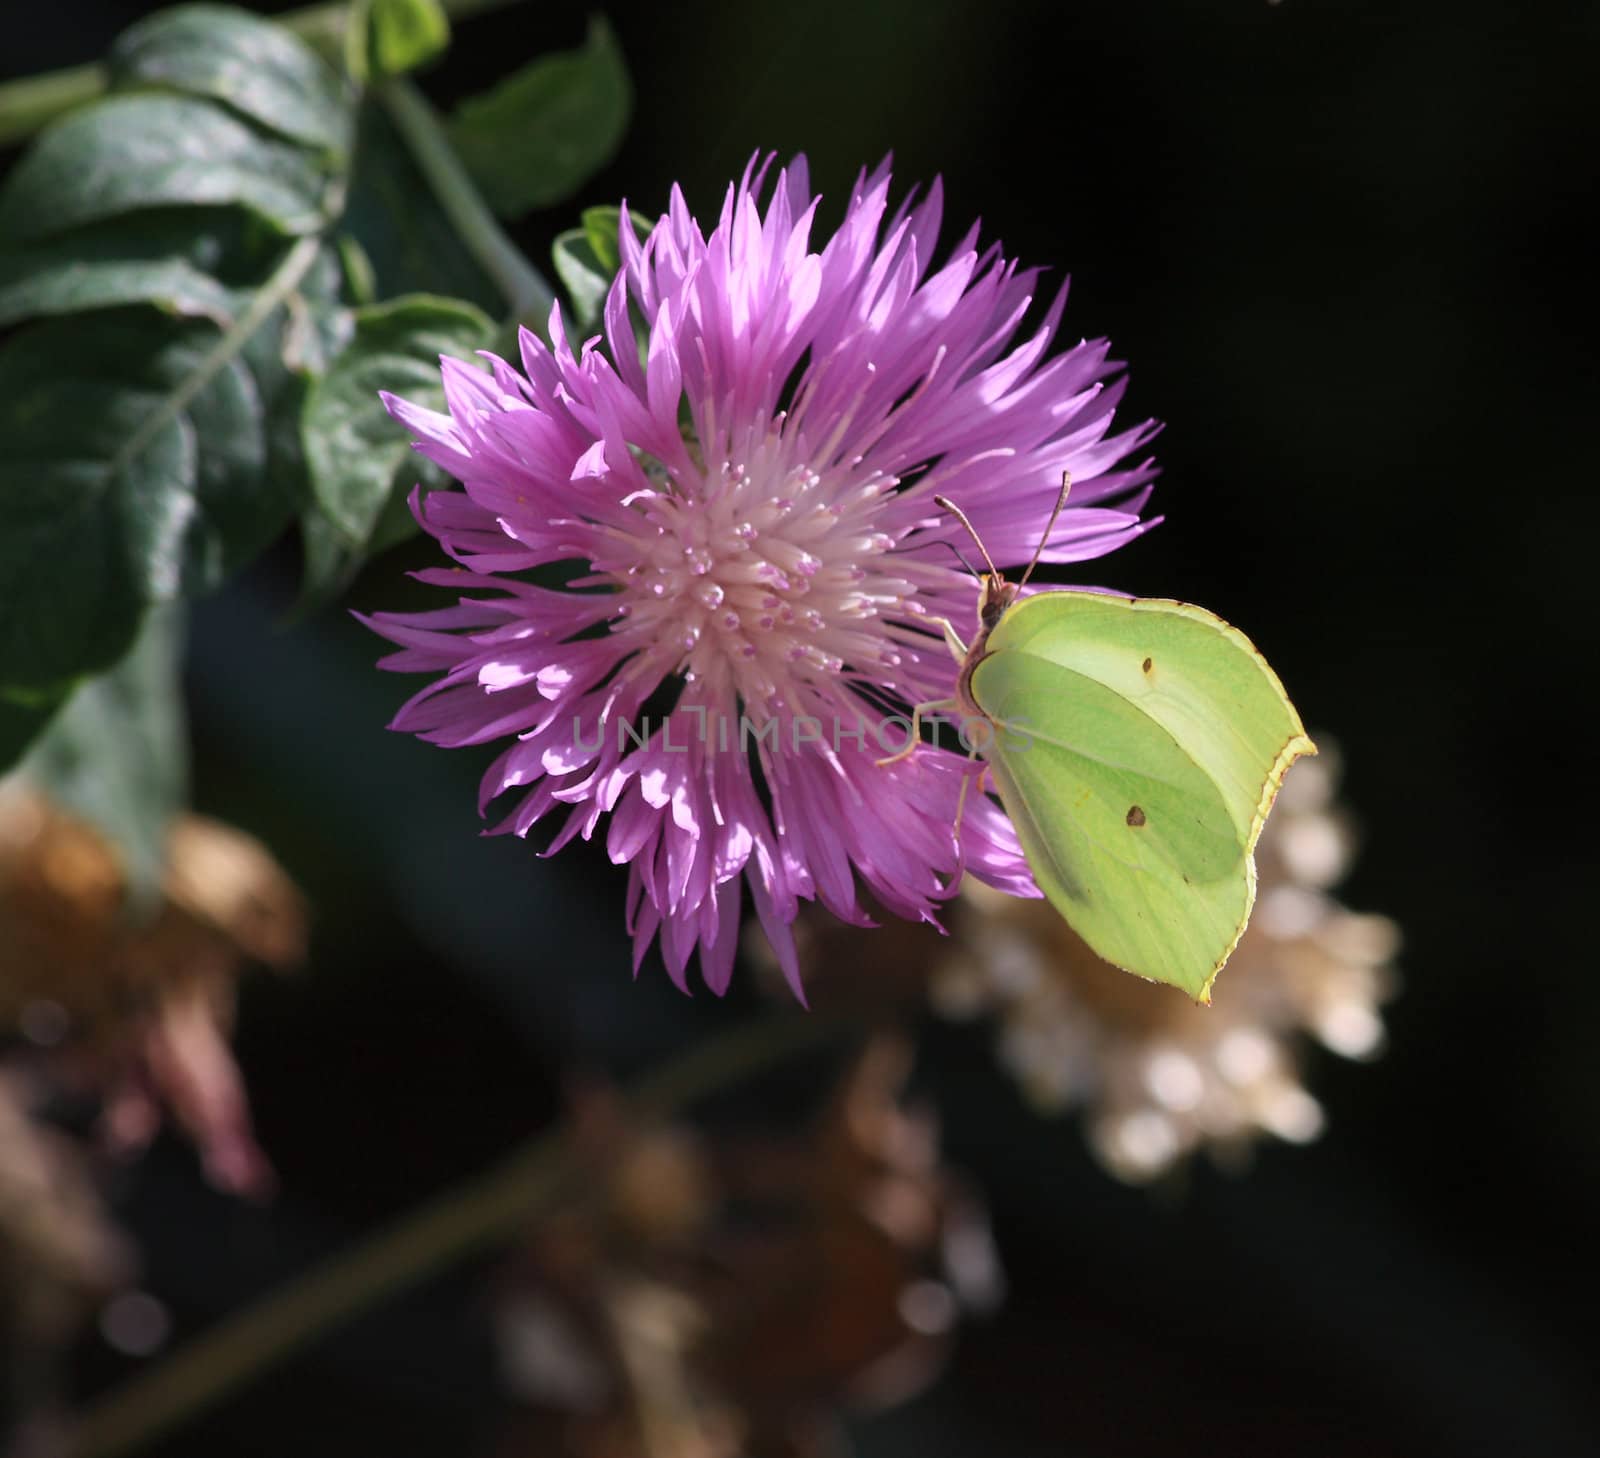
[1019,471,1072,589]
[933,495,1001,580]
[935,539,983,581]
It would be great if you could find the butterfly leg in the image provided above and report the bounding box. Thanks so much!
[945,744,987,894]
[939,617,970,662]
[951,743,988,847]
[907,613,970,663]
[874,697,958,768]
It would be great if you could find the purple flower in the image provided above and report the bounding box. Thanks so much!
[364,155,1158,1000]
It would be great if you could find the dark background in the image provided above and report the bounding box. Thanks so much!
[5,0,1597,1453]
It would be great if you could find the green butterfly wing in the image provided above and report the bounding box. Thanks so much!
[971,592,1314,1001]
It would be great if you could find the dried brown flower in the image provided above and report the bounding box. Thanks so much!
[1,1069,134,1454]
[0,783,306,1195]
[493,1039,999,1458]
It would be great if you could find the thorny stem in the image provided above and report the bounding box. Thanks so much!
[0,0,521,147]
[377,78,557,330]
[68,1014,846,1458]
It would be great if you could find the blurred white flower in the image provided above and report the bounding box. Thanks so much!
[933,744,1398,1181]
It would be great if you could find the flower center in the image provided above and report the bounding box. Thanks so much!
[613,442,912,709]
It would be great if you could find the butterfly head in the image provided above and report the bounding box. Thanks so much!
[979,574,1021,632]
[938,472,1072,638]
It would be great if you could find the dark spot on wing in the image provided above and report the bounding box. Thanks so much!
[1126,805,1146,827]
[1141,657,1153,674]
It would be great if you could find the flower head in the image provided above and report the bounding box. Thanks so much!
[365,155,1158,997]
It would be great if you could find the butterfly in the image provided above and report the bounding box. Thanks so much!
[889,475,1314,1001]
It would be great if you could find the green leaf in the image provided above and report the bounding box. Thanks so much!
[0,204,288,283]
[0,205,301,329]
[108,3,351,155]
[582,204,634,274]
[336,232,379,306]
[0,94,330,244]
[448,18,631,219]
[0,307,293,693]
[366,0,452,77]
[295,456,454,617]
[0,253,235,329]
[302,293,493,544]
[18,607,188,910]
[551,227,612,332]
[295,505,363,613]
[552,205,647,331]
[0,8,370,690]
[243,242,354,520]
[0,687,70,777]
[241,239,352,386]
[340,99,501,312]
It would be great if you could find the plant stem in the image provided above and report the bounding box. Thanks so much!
[0,63,105,148]
[290,0,518,53]
[0,0,525,148]
[377,77,556,330]
[68,1013,844,1458]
